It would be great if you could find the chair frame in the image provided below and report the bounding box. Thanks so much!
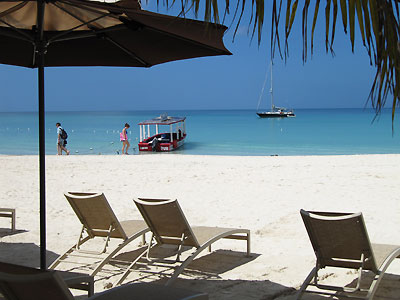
[49,192,149,277]
[0,262,209,300]
[0,261,93,298]
[0,208,15,231]
[0,269,74,300]
[115,198,250,286]
[297,209,400,300]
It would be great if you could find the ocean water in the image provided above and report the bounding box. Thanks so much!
[0,109,399,156]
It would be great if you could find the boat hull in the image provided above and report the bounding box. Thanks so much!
[257,112,295,118]
[138,133,186,152]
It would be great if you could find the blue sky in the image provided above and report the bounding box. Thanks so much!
[0,1,378,112]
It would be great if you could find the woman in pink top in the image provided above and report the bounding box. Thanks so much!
[120,123,130,154]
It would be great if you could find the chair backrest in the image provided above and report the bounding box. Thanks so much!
[65,192,127,239]
[134,198,199,247]
[0,262,74,300]
[300,210,377,272]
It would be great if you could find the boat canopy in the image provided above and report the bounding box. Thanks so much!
[138,116,186,126]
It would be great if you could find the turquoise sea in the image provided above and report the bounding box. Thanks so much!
[0,109,399,156]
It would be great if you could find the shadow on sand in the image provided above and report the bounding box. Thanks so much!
[104,248,259,283]
[0,229,27,238]
[144,273,400,300]
[0,242,399,300]
[0,242,59,268]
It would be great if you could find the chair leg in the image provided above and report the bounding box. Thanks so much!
[67,278,94,297]
[366,248,400,300]
[11,209,15,231]
[113,247,149,286]
[49,236,91,269]
[165,230,251,286]
[91,229,149,277]
[296,267,317,300]
[246,232,251,257]
[88,276,94,297]
[165,243,211,286]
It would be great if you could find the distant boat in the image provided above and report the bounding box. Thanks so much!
[138,114,186,152]
[256,62,295,118]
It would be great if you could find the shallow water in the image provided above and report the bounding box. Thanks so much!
[0,109,399,155]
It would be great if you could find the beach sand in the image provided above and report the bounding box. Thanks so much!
[0,154,399,299]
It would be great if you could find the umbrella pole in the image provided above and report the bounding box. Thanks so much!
[38,64,46,270]
[37,0,46,270]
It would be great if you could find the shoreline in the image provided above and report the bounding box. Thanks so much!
[1,154,400,299]
[1,152,400,157]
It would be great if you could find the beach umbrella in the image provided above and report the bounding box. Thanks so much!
[0,0,230,270]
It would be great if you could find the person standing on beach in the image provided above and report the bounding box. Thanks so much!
[120,123,130,155]
[56,123,70,155]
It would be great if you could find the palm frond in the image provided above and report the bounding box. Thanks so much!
[339,0,348,31]
[165,0,400,123]
[311,0,320,55]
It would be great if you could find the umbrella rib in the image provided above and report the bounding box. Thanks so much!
[51,1,117,23]
[47,25,121,42]
[0,20,34,43]
[150,25,228,54]
[64,0,227,57]
[120,16,229,55]
[62,0,135,15]
[0,1,28,18]
[0,1,33,42]
[103,35,150,67]
[58,0,121,21]
[48,4,114,43]
[0,1,35,42]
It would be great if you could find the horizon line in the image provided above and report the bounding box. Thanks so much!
[0,107,385,113]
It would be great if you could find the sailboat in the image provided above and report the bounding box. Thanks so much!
[256,62,295,118]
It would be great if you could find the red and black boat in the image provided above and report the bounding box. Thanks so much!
[138,114,186,152]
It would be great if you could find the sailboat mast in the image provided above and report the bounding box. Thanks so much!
[270,61,274,110]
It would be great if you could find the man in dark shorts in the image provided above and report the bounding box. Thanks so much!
[56,122,70,155]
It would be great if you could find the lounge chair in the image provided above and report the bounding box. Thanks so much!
[0,261,94,296]
[0,261,208,300]
[115,197,251,286]
[297,209,400,299]
[49,192,150,277]
[0,208,16,231]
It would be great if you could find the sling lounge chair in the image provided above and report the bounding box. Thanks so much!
[297,209,400,300]
[0,208,15,231]
[115,198,251,286]
[0,261,94,297]
[49,192,150,277]
[0,261,208,300]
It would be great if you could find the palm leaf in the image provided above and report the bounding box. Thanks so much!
[167,0,400,125]
[361,0,373,60]
[355,0,366,47]
[311,0,321,55]
[282,0,299,59]
[325,0,331,52]
[302,0,311,60]
[339,0,348,31]
[330,0,338,52]
[348,0,356,51]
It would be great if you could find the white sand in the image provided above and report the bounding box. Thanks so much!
[0,154,400,299]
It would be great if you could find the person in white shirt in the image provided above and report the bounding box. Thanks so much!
[56,122,70,155]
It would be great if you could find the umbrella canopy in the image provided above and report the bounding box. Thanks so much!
[0,0,231,67]
[0,0,230,270]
